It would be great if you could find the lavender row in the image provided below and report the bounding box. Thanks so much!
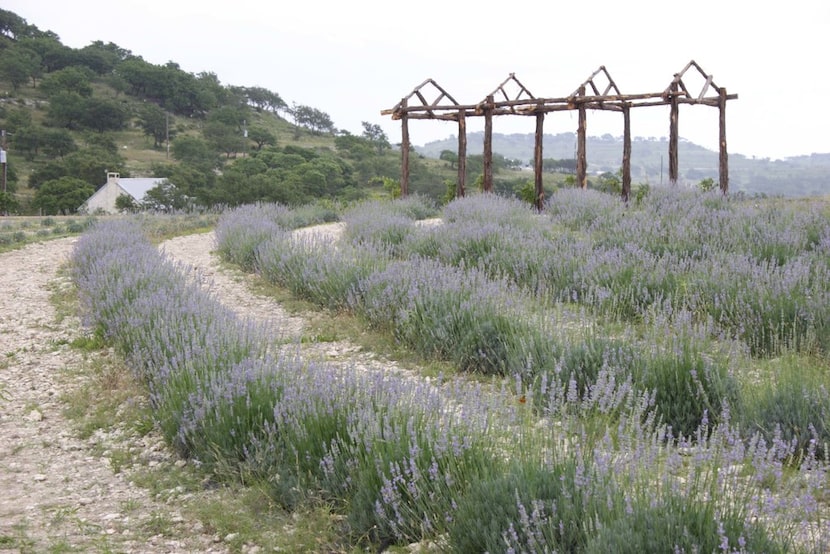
[394,189,830,357]
[71,211,829,551]
[220,193,828,445]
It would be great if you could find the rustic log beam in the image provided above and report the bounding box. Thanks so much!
[428,80,460,105]
[401,103,410,197]
[415,91,429,109]
[483,95,494,192]
[698,74,714,101]
[622,104,631,202]
[382,90,738,118]
[577,86,588,189]
[391,112,461,121]
[514,103,625,115]
[669,82,679,185]
[719,88,729,194]
[382,92,739,119]
[458,111,467,198]
[534,107,545,210]
[676,80,692,99]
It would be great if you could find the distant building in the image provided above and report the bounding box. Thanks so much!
[79,172,168,214]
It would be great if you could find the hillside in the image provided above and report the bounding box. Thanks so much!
[0,7,445,215]
[417,132,830,197]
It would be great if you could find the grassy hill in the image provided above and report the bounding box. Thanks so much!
[1,78,342,176]
[0,74,418,213]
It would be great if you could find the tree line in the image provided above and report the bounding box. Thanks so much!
[0,8,550,215]
[0,8,405,214]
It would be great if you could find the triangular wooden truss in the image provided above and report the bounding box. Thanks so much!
[388,78,459,119]
[382,61,737,205]
[480,73,535,113]
[570,65,622,99]
[665,59,723,101]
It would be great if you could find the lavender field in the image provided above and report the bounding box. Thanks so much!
[72,188,830,552]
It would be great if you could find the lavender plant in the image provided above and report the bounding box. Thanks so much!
[73,195,830,552]
[341,201,416,256]
[72,219,277,463]
[255,231,391,311]
[214,203,293,270]
[448,457,593,553]
[442,192,539,229]
[387,193,440,220]
[351,256,555,375]
[446,383,814,554]
[740,356,830,461]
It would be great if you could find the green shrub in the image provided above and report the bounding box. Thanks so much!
[627,320,741,440]
[448,459,589,553]
[639,344,739,439]
[67,221,87,233]
[556,336,633,394]
[741,358,830,460]
[584,494,783,554]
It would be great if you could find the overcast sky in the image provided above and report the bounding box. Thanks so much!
[6,0,829,160]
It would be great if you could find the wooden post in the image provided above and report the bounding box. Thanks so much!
[622,104,631,202]
[483,95,494,192]
[400,100,410,197]
[534,106,545,211]
[576,87,588,189]
[718,88,729,194]
[457,111,467,198]
[669,81,679,185]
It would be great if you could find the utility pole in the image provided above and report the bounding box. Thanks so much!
[165,112,169,160]
[1,129,7,216]
[242,119,247,158]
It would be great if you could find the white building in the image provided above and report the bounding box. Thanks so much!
[79,172,167,214]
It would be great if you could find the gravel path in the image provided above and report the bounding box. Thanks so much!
[0,231,298,553]
[160,232,307,341]
[0,226,395,553]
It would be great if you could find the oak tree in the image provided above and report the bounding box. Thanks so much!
[34,176,93,215]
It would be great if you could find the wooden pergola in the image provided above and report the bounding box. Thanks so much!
[381,60,738,208]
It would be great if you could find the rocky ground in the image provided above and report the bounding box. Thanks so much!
[0,230,349,553]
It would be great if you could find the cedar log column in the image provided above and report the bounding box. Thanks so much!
[622,103,631,202]
[669,81,679,185]
[457,111,467,198]
[576,87,588,189]
[400,99,410,197]
[534,105,545,211]
[483,95,494,192]
[718,88,729,194]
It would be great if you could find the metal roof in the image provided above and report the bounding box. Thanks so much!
[118,178,166,201]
